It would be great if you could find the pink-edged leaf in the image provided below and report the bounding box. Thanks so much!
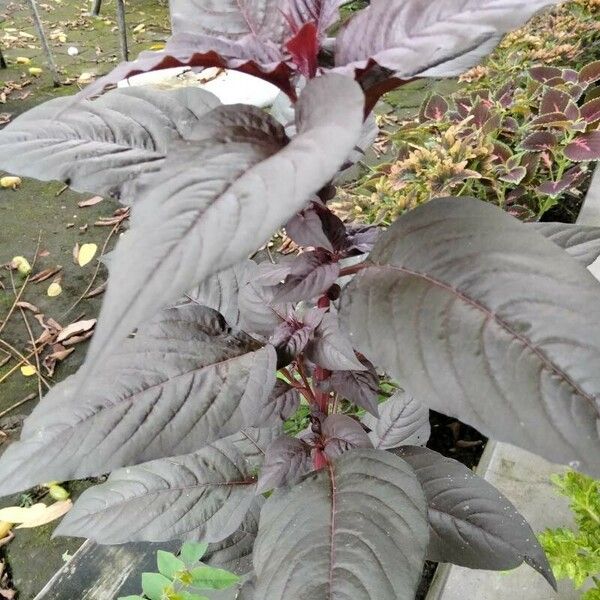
[536,166,583,197]
[521,152,541,182]
[529,65,563,83]
[501,116,519,133]
[455,96,473,119]
[499,166,527,185]
[580,97,600,125]
[321,414,372,460]
[491,140,513,163]
[539,87,572,115]
[334,0,559,83]
[319,356,380,416]
[283,0,345,35]
[286,21,319,78]
[529,111,570,129]
[562,68,579,83]
[422,94,449,122]
[305,312,365,371]
[471,99,492,128]
[256,436,312,494]
[568,84,585,102]
[563,132,600,162]
[273,249,340,302]
[521,131,557,151]
[579,60,600,86]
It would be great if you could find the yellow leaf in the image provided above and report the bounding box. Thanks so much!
[20,364,36,377]
[15,56,30,64]
[48,484,70,501]
[133,23,146,33]
[16,500,72,528]
[47,282,62,297]
[28,67,43,76]
[10,255,31,276]
[0,522,12,539]
[58,33,67,43]
[1,176,22,189]
[149,43,165,50]
[0,504,47,524]
[77,243,97,267]
[77,72,95,85]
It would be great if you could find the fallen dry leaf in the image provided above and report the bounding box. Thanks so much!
[84,281,106,299]
[0,500,72,529]
[15,301,40,313]
[56,318,96,343]
[72,242,80,264]
[30,266,62,283]
[1,176,21,190]
[78,195,103,207]
[61,331,94,347]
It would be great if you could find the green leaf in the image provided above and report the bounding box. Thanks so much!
[180,542,209,566]
[157,551,186,579]
[190,565,240,590]
[142,572,172,600]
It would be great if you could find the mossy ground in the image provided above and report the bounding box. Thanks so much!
[0,1,169,597]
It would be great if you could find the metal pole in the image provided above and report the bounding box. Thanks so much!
[26,0,61,87]
[116,0,129,61]
[0,49,6,69]
[91,0,102,16]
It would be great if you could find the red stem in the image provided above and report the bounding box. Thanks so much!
[338,262,369,277]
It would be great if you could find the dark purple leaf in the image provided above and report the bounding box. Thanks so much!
[253,449,429,600]
[344,225,381,255]
[396,446,556,588]
[0,305,278,496]
[454,96,473,119]
[81,75,364,373]
[340,197,600,476]
[285,203,340,251]
[422,94,449,121]
[334,0,558,83]
[579,60,600,85]
[529,65,563,83]
[530,220,600,266]
[521,152,540,182]
[499,166,527,185]
[305,312,365,371]
[362,390,430,449]
[562,68,578,83]
[501,116,518,133]
[471,99,492,128]
[56,433,266,544]
[0,87,220,199]
[273,249,341,302]
[529,111,570,128]
[580,97,600,125]
[563,132,600,162]
[319,356,380,416]
[256,436,312,493]
[261,379,301,422]
[492,140,513,162]
[270,307,325,367]
[520,131,557,151]
[321,414,372,460]
[539,87,572,115]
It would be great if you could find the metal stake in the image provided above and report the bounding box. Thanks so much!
[91,0,103,16]
[116,0,129,61]
[26,0,61,87]
[0,49,6,69]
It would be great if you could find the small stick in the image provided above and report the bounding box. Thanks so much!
[0,393,36,420]
[0,339,51,390]
[91,0,102,16]
[26,0,61,87]
[116,0,129,61]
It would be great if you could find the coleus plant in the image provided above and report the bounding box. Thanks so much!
[0,1,600,599]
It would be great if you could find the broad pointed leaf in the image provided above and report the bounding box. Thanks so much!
[305,312,365,371]
[205,497,264,575]
[0,87,219,199]
[0,305,277,496]
[340,197,600,476]
[258,379,300,422]
[319,356,380,416]
[256,436,312,493]
[361,389,430,449]
[564,132,600,162]
[56,434,267,544]
[321,414,372,459]
[283,0,345,35]
[285,205,336,252]
[185,260,251,327]
[83,74,364,379]
[395,446,556,587]
[253,449,428,600]
[334,0,558,80]
[529,222,600,266]
[270,307,325,367]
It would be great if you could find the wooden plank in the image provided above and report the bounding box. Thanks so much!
[34,540,179,599]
